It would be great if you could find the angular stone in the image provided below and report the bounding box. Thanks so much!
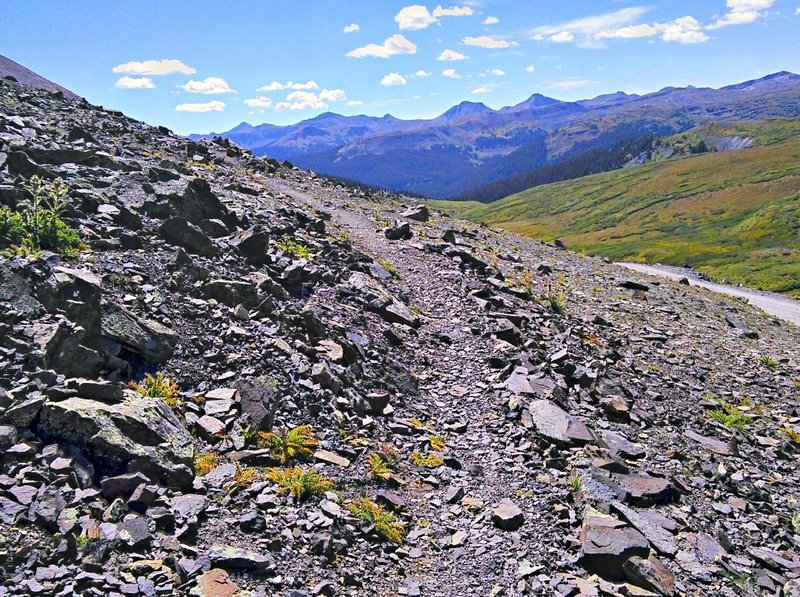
[196,415,226,438]
[491,499,525,530]
[100,472,150,501]
[344,273,420,328]
[385,220,412,240]
[38,390,193,488]
[528,399,594,447]
[375,490,406,511]
[611,474,678,507]
[401,205,430,222]
[206,545,274,570]
[612,502,678,556]
[196,568,240,597]
[623,555,676,595]
[159,217,216,256]
[100,302,177,361]
[580,508,650,581]
[314,449,350,468]
[684,429,732,456]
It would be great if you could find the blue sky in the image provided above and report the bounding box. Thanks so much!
[3,1,799,134]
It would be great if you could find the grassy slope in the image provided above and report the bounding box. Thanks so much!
[442,120,800,296]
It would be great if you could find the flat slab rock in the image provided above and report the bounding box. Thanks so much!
[491,498,525,530]
[527,399,594,447]
[206,545,274,570]
[580,507,650,581]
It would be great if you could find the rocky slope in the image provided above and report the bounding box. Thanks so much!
[1,77,800,597]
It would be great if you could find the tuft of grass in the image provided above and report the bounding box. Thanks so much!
[347,497,405,543]
[266,466,333,501]
[793,379,800,390]
[376,259,402,280]
[759,354,779,369]
[410,452,444,468]
[781,425,800,444]
[276,238,312,259]
[708,401,752,432]
[428,434,446,452]
[233,464,264,489]
[129,372,180,408]
[0,176,84,258]
[568,472,583,492]
[367,453,394,482]
[194,453,219,477]
[258,425,318,464]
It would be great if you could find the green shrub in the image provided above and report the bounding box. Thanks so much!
[258,425,318,463]
[129,372,180,407]
[348,497,405,543]
[266,466,333,501]
[0,176,83,257]
[708,401,751,432]
[276,238,312,259]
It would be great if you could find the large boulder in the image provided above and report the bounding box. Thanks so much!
[100,301,178,361]
[527,399,594,447]
[580,507,650,581]
[343,273,420,328]
[159,217,217,256]
[37,390,193,488]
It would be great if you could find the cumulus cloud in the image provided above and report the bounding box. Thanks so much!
[395,5,438,30]
[432,5,473,17]
[343,23,360,33]
[472,87,490,94]
[708,0,774,29]
[113,59,196,76]
[181,77,236,94]
[244,96,273,109]
[256,81,319,92]
[320,88,347,101]
[530,7,709,47]
[274,88,348,111]
[483,16,499,25]
[381,73,408,86]
[175,100,226,113]
[275,91,325,111]
[115,76,155,89]
[487,68,506,76]
[463,35,518,48]
[415,70,432,78]
[442,68,462,79]
[394,4,473,30]
[526,65,537,73]
[346,34,417,58]
[346,100,364,107]
[438,49,468,61]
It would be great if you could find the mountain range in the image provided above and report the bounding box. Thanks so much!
[192,71,800,200]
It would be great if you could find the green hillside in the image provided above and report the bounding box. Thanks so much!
[443,120,800,297]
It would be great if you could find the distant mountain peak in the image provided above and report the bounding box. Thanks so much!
[500,93,563,113]
[437,101,492,121]
[722,70,800,91]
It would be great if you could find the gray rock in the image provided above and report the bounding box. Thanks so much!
[401,205,430,222]
[206,545,275,570]
[100,472,150,501]
[37,390,193,488]
[623,555,676,595]
[580,507,649,581]
[527,399,594,447]
[384,220,412,240]
[491,499,525,530]
[159,217,216,256]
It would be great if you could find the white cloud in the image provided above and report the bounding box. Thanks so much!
[113,59,196,76]
[432,5,473,17]
[415,70,432,78]
[175,100,226,113]
[526,65,537,73]
[472,87,490,94]
[275,90,325,111]
[244,96,273,109]
[381,73,408,86]
[487,68,506,76]
[483,16,499,25]
[796,6,800,14]
[549,79,593,91]
[320,88,347,101]
[661,17,709,43]
[255,80,319,92]
[395,5,437,30]
[463,35,518,48]
[442,68,462,79]
[115,76,155,89]
[708,0,774,29]
[343,23,360,33]
[530,8,709,46]
[438,49,468,61]
[346,34,418,58]
[346,100,364,107]
[181,77,236,94]
[550,31,576,43]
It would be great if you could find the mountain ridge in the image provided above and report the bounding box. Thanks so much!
[192,71,800,199]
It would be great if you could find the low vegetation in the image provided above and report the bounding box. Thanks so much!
[129,372,180,408]
[258,425,318,463]
[707,401,752,432]
[367,453,394,481]
[445,120,800,297]
[193,453,219,477]
[410,452,444,468]
[347,497,405,543]
[0,175,83,257]
[276,238,312,259]
[266,466,333,501]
